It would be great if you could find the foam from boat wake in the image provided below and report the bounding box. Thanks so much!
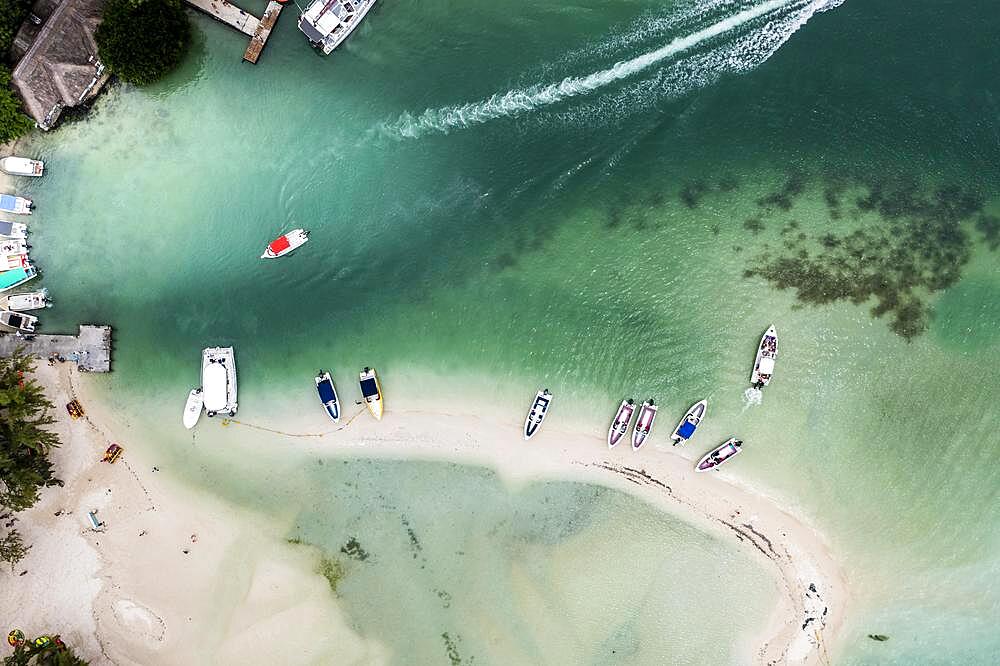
[380,0,845,139]
[743,387,763,408]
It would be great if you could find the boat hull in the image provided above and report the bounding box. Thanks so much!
[631,400,657,449]
[0,157,44,177]
[315,371,341,423]
[359,367,383,420]
[670,399,708,445]
[750,325,777,387]
[183,388,204,429]
[524,390,552,440]
[202,347,238,417]
[696,438,743,472]
[607,399,635,449]
[261,229,310,259]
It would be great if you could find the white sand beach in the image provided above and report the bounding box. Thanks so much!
[0,366,847,665]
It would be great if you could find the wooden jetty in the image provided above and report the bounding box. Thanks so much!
[181,0,285,64]
[0,325,112,372]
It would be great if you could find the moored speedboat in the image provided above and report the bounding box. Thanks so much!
[0,266,36,292]
[524,389,552,440]
[359,366,383,420]
[0,157,44,177]
[5,289,50,311]
[750,325,777,388]
[0,221,27,238]
[202,347,238,417]
[0,309,37,333]
[183,388,204,429]
[607,398,635,449]
[0,195,32,215]
[315,370,341,422]
[670,399,707,446]
[260,229,310,259]
[631,399,657,450]
[298,0,377,55]
[696,437,743,471]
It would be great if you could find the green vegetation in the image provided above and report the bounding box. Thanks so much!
[3,634,88,665]
[0,64,32,143]
[95,0,191,86]
[0,350,62,568]
[316,555,344,594]
[0,0,33,55]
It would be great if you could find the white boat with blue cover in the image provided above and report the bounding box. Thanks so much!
[670,399,707,446]
[524,389,552,440]
[0,221,27,238]
[315,370,340,422]
[0,195,32,215]
[359,367,383,420]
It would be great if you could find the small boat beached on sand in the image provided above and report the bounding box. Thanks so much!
[202,347,238,417]
[183,388,203,429]
[607,398,635,449]
[608,398,635,449]
[315,370,340,422]
[261,229,310,259]
[359,366,383,420]
[696,437,743,472]
[0,309,37,333]
[670,399,707,446]
[524,389,552,440]
[0,195,32,215]
[631,399,657,450]
[750,325,777,388]
[0,157,44,177]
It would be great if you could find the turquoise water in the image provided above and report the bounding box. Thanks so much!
[11,0,1000,661]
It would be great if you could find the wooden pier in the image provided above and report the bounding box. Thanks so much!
[181,0,285,64]
[0,325,112,372]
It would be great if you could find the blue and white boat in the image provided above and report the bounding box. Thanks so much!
[0,265,36,292]
[670,399,707,446]
[315,370,340,423]
[0,221,27,238]
[0,194,33,215]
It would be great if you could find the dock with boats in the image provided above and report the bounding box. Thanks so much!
[181,0,284,64]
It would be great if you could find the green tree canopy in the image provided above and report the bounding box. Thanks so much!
[3,634,88,665]
[0,64,32,142]
[0,0,34,57]
[95,0,191,86]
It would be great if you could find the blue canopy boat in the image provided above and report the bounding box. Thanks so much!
[670,399,708,446]
[0,194,33,215]
[315,370,340,423]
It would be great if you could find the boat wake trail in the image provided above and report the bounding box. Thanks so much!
[379,0,844,139]
[743,387,763,409]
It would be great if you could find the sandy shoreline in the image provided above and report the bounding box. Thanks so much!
[1,366,846,664]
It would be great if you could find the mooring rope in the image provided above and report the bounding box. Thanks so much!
[218,404,367,438]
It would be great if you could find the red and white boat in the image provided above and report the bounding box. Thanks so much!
[631,399,657,450]
[261,229,310,259]
[607,399,635,449]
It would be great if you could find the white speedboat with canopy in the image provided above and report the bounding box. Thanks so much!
[4,289,50,311]
[0,157,44,177]
[750,325,777,388]
[202,347,238,417]
[298,0,377,54]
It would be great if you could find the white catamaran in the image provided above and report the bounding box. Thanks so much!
[202,347,238,417]
[298,0,377,54]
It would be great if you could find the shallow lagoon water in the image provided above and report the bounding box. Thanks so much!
[13,0,1000,661]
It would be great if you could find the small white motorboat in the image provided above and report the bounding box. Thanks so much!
[696,437,743,472]
[183,388,204,429]
[0,237,27,256]
[261,229,310,259]
[0,221,27,238]
[524,389,552,440]
[315,370,340,422]
[607,398,636,449]
[202,347,238,417]
[750,325,777,388]
[631,399,657,450]
[0,157,44,177]
[0,309,37,333]
[5,288,50,311]
[0,195,33,215]
[670,399,707,446]
[359,366,383,420]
